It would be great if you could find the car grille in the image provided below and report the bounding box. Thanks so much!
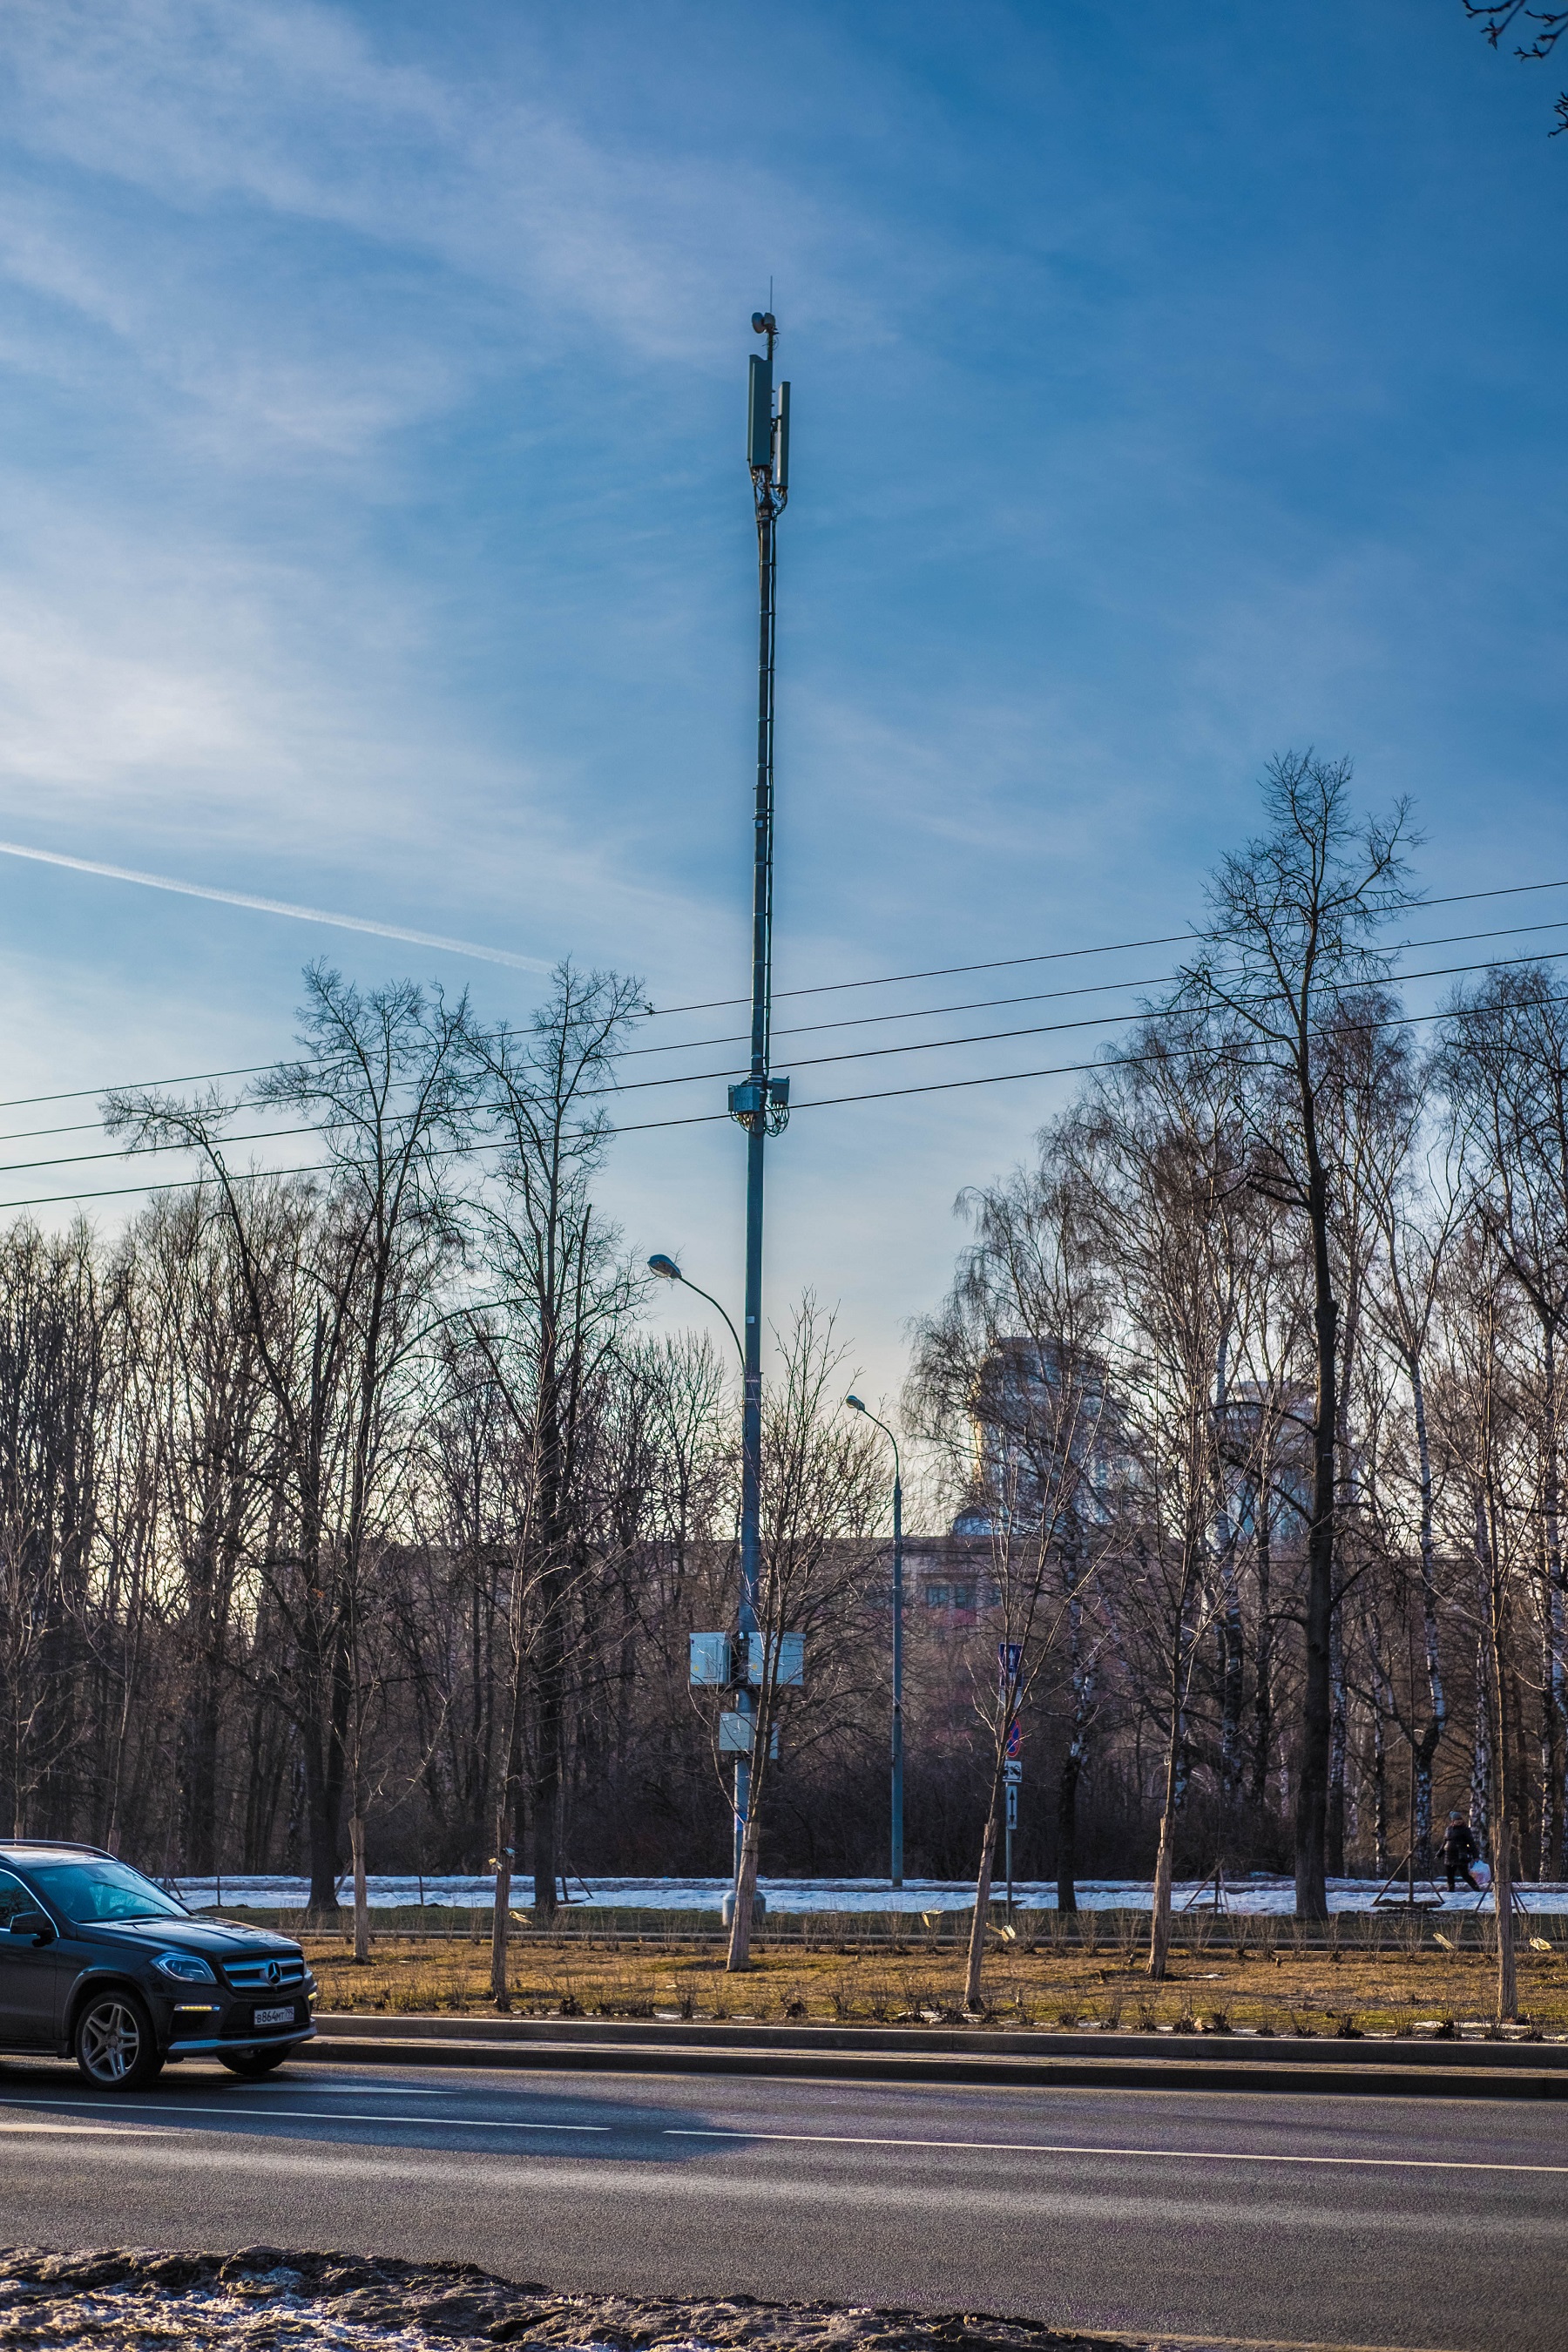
[222,1957,306,1990]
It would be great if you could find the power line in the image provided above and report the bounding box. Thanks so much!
[0,1123,319,1180]
[605,940,1568,1098]
[3,967,1566,1217]
[642,931,1191,1018]
[778,984,1565,1120]
[4,869,1568,1125]
[4,936,1568,1183]
[0,1161,341,1214]
[0,889,1560,1138]
[0,897,1562,1146]
[0,1061,294,1113]
[621,970,1166,1059]
[618,909,1568,1064]
[639,874,1568,1018]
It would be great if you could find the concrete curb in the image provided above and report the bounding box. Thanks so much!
[301,2013,1568,2100]
[308,2010,1568,2062]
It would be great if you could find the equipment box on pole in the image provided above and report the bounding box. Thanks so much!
[689,1632,734,1686]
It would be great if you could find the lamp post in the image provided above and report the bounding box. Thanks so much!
[650,1253,754,1879]
[648,1255,745,1372]
[847,1395,904,1889]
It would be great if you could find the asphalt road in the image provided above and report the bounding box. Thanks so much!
[0,2054,1560,2352]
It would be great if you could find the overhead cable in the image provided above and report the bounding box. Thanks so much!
[3,870,1568,1119]
[3,938,1568,1181]
[3,979,1565,1216]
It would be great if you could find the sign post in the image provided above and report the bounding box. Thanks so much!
[999,1646,1024,1916]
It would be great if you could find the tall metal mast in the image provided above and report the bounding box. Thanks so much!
[727,309,791,1880]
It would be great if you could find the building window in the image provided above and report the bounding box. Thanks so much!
[951,1583,976,1612]
[923,1584,950,1607]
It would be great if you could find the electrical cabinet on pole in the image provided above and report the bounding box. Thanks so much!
[726,309,791,1882]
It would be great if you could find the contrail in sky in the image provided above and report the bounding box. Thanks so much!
[0,839,553,973]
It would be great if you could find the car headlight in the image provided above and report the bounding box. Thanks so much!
[153,1951,216,1984]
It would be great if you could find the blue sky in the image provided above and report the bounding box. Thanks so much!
[0,0,1564,1417]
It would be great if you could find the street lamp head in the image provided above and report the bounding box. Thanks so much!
[845,1394,867,1415]
[648,1254,683,1282]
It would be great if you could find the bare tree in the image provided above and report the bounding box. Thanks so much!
[1429,1221,1528,2019]
[109,968,474,1920]
[0,1222,112,1842]
[1440,966,1568,1876]
[909,1144,1113,2006]
[1065,1021,1277,1977]
[1355,1054,1463,1869]
[121,1193,276,1874]
[1463,2,1568,132]
[1171,752,1416,1918]
[461,963,643,1925]
[727,1300,885,1969]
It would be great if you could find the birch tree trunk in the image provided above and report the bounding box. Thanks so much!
[1409,1353,1445,1868]
[489,1602,528,2006]
[1492,1808,1517,2024]
[727,1794,764,1971]
[1488,1594,1518,2023]
[1471,1621,1491,1848]
[1538,1317,1564,1878]
[1148,1733,1180,1981]
[1327,1603,1348,1878]
[1150,1519,1201,1982]
[963,1789,1000,2012]
[490,1841,513,2009]
[1251,1488,1273,1806]
[1296,1101,1340,1923]
[349,1810,369,1963]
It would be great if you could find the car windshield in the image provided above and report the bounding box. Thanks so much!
[24,1859,187,1924]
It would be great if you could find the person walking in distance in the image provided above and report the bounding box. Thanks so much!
[1442,1811,1481,1894]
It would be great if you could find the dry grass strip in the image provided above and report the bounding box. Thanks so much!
[296,1923,1568,2037]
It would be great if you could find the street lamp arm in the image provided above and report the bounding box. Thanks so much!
[652,1261,746,1373]
[681,1276,747,1374]
[846,1395,901,1490]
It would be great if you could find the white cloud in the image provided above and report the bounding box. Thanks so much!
[0,0,835,396]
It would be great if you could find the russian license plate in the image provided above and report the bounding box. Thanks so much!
[253,2004,294,2028]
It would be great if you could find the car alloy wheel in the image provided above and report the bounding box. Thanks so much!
[75,1993,162,2090]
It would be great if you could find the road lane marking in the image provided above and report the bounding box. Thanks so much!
[1139,2337,1459,2351]
[0,2099,607,2132]
[282,2084,448,2095]
[0,2139,1553,2234]
[3,2099,1562,2179]
[6,2096,1566,2176]
[1144,2338,1463,2351]
[0,2121,159,2134]
[663,2127,1568,2177]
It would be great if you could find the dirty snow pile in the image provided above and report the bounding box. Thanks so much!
[0,2249,1145,2352]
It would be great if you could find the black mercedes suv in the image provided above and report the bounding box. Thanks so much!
[0,1842,315,2089]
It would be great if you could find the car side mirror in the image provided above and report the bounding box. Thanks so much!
[8,1909,53,1943]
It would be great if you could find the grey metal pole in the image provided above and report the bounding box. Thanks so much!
[734,1135,763,1879]
[891,1462,904,1889]
[731,310,790,1887]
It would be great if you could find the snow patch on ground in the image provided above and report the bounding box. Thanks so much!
[0,2275,443,2352]
[172,1873,1568,1916]
[0,2249,1131,2352]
